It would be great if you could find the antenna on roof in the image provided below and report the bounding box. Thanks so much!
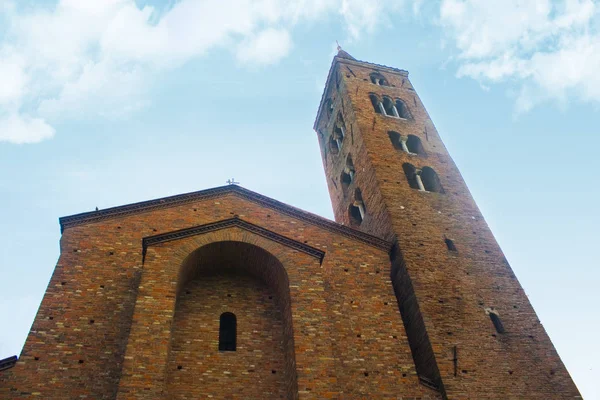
[226,178,240,185]
[336,40,342,52]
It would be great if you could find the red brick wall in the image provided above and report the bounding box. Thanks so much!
[166,274,287,399]
[1,191,441,399]
[315,55,581,399]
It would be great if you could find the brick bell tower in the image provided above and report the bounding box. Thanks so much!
[314,48,581,399]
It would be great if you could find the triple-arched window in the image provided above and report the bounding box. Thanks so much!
[219,312,236,351]
[369,94,410,119]
[402,163,443,193]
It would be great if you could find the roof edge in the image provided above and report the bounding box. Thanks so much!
[60,185,392,251]
[0,355,17,372]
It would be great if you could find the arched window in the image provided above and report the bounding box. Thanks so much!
[402,163,420,190]
[445,238,457,252]
[382,96,398,117]
[219,312,237,351]
[333,114,345,146]
[329,135,340,154]
[369,94,384,115]
[349,188,365,225]
[388,131,403,151]
[325,98,333,118]
[370,72,389,86]
[420,167,443,193]
[406,135,424,155]
[389,132,425,156]
[485,309,505,334]
[395,99,410,119]
[341,155,355,190]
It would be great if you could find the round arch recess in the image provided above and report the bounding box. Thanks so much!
[169,240,299,399]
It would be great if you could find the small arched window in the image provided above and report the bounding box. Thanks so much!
[406,135,424,155]
[349,188,365,225]
[382,96,397,117]
[329,135,340,154]
[341,155,355,190]
[330,114,345,154]
[369,94,384,115]
[395,99,410,119]
[445,238,457,252]
[388,131,403,151]
[421,167,443,193]
[402,163,420,190]
[389,132,425,156]
[219,312,237,351]
[485,309,505,334]
[370,72,389,86]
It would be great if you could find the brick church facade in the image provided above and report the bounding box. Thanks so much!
[0,50,581,399]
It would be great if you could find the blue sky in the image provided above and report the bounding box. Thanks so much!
[0,0,598,398]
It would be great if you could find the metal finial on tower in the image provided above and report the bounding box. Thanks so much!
[335,43,356,60]
[226,178,240,185]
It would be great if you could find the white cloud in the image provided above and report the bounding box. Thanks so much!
[0,0,412,144]
[439,0,600,112]
[0,53,27,105]
[341,0,386,39]
[236,28,293,66]
[0,113,55,144]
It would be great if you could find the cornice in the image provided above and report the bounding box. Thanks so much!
[0,355,17,372]
[59,185,392,252]
[142,217,325,263]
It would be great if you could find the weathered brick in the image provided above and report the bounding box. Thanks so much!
[0,51,580,400]
[314,50,581,399]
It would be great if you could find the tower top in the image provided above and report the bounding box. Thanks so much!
[335,42,355,60]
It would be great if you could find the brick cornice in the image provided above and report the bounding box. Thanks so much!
[59,185,392,251]
[142,217,326,262]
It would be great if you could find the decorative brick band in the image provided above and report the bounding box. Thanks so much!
[59,185,392,251]
[142,217,326,263]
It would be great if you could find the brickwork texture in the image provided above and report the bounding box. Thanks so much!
[0,51,581,399]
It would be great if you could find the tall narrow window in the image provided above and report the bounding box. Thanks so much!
[388,131,403,151]
[406,135,424,155]
[395,99,410,119]
[489,312,505,334]
[370,72,389,86]
[420,167,444,193]
[325,98,333,118]
[349,188,365,225]
[370,94,384,115]
[382,96,398,117]
[445,238,457,252]
[219,312,237,351]
[332,113,345,150]
[341,155,355,190]
[329,135,340,154]
[402,163,421,190]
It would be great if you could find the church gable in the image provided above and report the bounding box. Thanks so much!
[18,186,423,399]
[59,184,391,252]
[142,217,326,263]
